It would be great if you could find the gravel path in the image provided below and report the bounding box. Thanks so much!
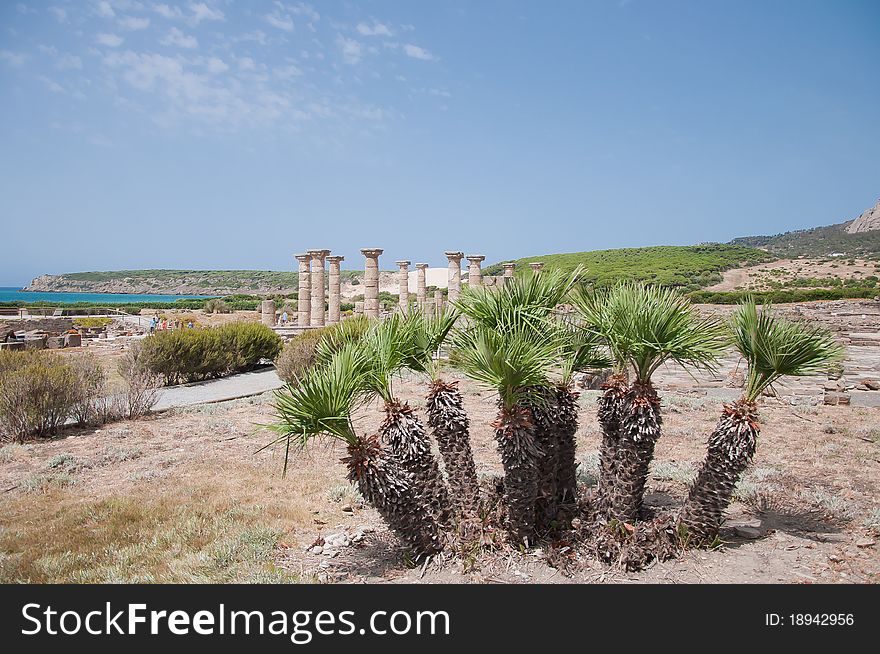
[153,367,284,411]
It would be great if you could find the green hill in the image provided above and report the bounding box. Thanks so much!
[484,244,774,291]
[729,222,880,259]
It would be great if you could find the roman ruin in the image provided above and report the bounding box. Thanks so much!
[416,263,429,311]
[327,255,344,324]
[308,249,330,327]
[445,251,463,302]
[466,255,485,287]
[396,260,410,314]
[295,254,311,327]
[361,248,383,319]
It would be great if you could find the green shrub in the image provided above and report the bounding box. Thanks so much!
[204,298,231,314]
[219,322,282,369]
[274,317,370,384]
[141,322,281,385]
[275,329,325,384]
[72,317,113,329]
[0,351,80,441]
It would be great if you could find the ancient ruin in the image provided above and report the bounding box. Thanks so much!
[308,249,330,327]
[327,255,344,324]
[261,299,276,326]
[361,248,383,319]
[445,251,463,302]
[416,263,429,311]
[295,254,311,327]
[466,255,485,288]
[396,260,410,314]
[529,262,545,272]
[503,262,516,284]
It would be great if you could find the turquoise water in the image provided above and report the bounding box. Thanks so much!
[0,287,215,304]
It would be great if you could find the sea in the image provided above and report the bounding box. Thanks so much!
[0,287,215,304]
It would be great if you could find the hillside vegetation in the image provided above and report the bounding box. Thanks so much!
[730,222,880,259]
[485,244,774,291]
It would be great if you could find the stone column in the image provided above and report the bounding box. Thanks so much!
[529,262,545,273]
[416,263,429,311]
[502,262,516,285]
[327,255,344,324]
[466,255,485,288]
[261,299,276,326]
[295,254,311,326]
[354,300,364,315]
[434,290,444,316]
[445,251,463,302]
[308,249,330,327]
[360,248,383,319]
[396,260,411,314]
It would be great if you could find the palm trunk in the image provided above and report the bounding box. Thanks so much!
[596,374,628,516]
[553,384,580,516]
[610,381,662,524]
[380,400,452,525]
[493,403,542,546]
[343,434,442,557]
[529,387,560,534]
[426,380,481,516]
[679,400,759,545]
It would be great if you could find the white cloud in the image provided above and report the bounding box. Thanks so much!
[119,16,151,30]
[274,64,302,80]
[94,1,116,18]
[265,13,294,32]
[337,35,363,65]
[236,31,268,46]
[56,53,83,70]
[237,57,256,71]
[356,22,392,37]
[290,3,320,22]
[204,57,228,74]
[38,75,65,93]
[96,33,125,47]
[403,43,436,61]
[48,6,68,22]
[160,27,198,49]
[152,3,183,19]
[188,2,224,24]
[0,50,27,67]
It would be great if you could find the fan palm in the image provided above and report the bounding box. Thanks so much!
[358,314,451,524]
[574,282,726,523]
[270,344,442,556]
[679,300,841,544]
[452,268,586,542]
[541,320,611,524]
[401,309,482,517]
[453,323,557,544]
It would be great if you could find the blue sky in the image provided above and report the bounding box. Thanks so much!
[1,0,879,286]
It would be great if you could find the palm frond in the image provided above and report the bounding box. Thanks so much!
[573,282,726,383]
[451,323,557,409]
[356,313,414,403]
[731,299,843,401]
[270,343,369,473]
[551,321,613,385]
[400,308,459,377]
[456,266,582,332]
[314,315,371,367]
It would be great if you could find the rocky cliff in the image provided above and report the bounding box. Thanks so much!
[846,199,880,234]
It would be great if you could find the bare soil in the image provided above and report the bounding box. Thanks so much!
[707,258,880,292]
[2,370,877,584]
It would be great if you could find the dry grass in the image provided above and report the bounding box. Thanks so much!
[1,372,878,584]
